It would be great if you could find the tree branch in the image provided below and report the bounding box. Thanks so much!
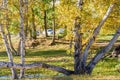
[0,61,74,75]
[81,4,115,67]
[86,27,120,74]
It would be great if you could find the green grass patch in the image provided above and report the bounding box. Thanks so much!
[0,37,120,79]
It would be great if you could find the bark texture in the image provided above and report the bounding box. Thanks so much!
[86,28,120,74]
[73,17,83,74]
[0,24,18,79]
[4,0,18,56]
[0,2,118,78]
[78,0,83,10]
[0,0,18,79]
[0,61,74,75]
[51,0,56,45]
[44,10,48,37]
[19,0,26,78]
[24,0,28,38]
[81,4,115,68]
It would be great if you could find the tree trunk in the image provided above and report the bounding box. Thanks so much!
[19,0,26,78]
[78,0,83,10]
[86,27,120,74]
[17,39,21,56]
[24,0,28,38]
[31,8,37,40]
[4,0,18,56]
[0,1,118,78]
[6,25,18,56]
[0,24,18,79]
[44,10,48,37]
[73,17,83,74]
[51,0,56,45]
[5,16,18,56]
[81,4,115,69]
[1,0,18,79]
[29,27,32,39]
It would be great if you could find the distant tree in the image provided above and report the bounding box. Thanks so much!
[50,0,56,45]
[31,8,37,40]
[44,10,48,37]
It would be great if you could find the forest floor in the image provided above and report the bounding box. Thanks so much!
[0,34,120,79]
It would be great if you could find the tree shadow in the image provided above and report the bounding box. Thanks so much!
[26,49,67,57]
[0,51,8,57]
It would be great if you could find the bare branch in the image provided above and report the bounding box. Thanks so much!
[0,24,18,79]
[86,27,120,74]
[81,4,115,67]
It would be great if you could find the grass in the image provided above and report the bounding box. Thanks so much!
[97,34,120,42]
[0,44,120,79]
[0,34,120,79]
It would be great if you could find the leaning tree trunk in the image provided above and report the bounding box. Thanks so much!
[5,15,18,56]
[81,4,115,69]
[86,27,120,74]
[4,0,18,56]
[0,24,18,79]
[19,0,26,78]
[6,25,18,56]
[51,0,56,45]
[1,0,18,79]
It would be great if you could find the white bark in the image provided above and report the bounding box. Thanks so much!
[0,24,18,79]
[78,0,83,10]
[87,27,120,74]
[73,17,83,74]
[81,4,115,67]
[19,0,26,78]
[24,0,28,38]
[0,0,18,79]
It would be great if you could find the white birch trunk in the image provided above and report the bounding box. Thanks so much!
[19,0,26,78]
[0,0,18,79]
[81,4,115,68]
[73,17,83,74]
[86,27,120,74]
[0,24,18,79]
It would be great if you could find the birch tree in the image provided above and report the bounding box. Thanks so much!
[19,0,26,78]
[0,24,18,79]
[24,0,28,38]
[0,1,119,79]
[0,0,18,79]
[51,0,56,45]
